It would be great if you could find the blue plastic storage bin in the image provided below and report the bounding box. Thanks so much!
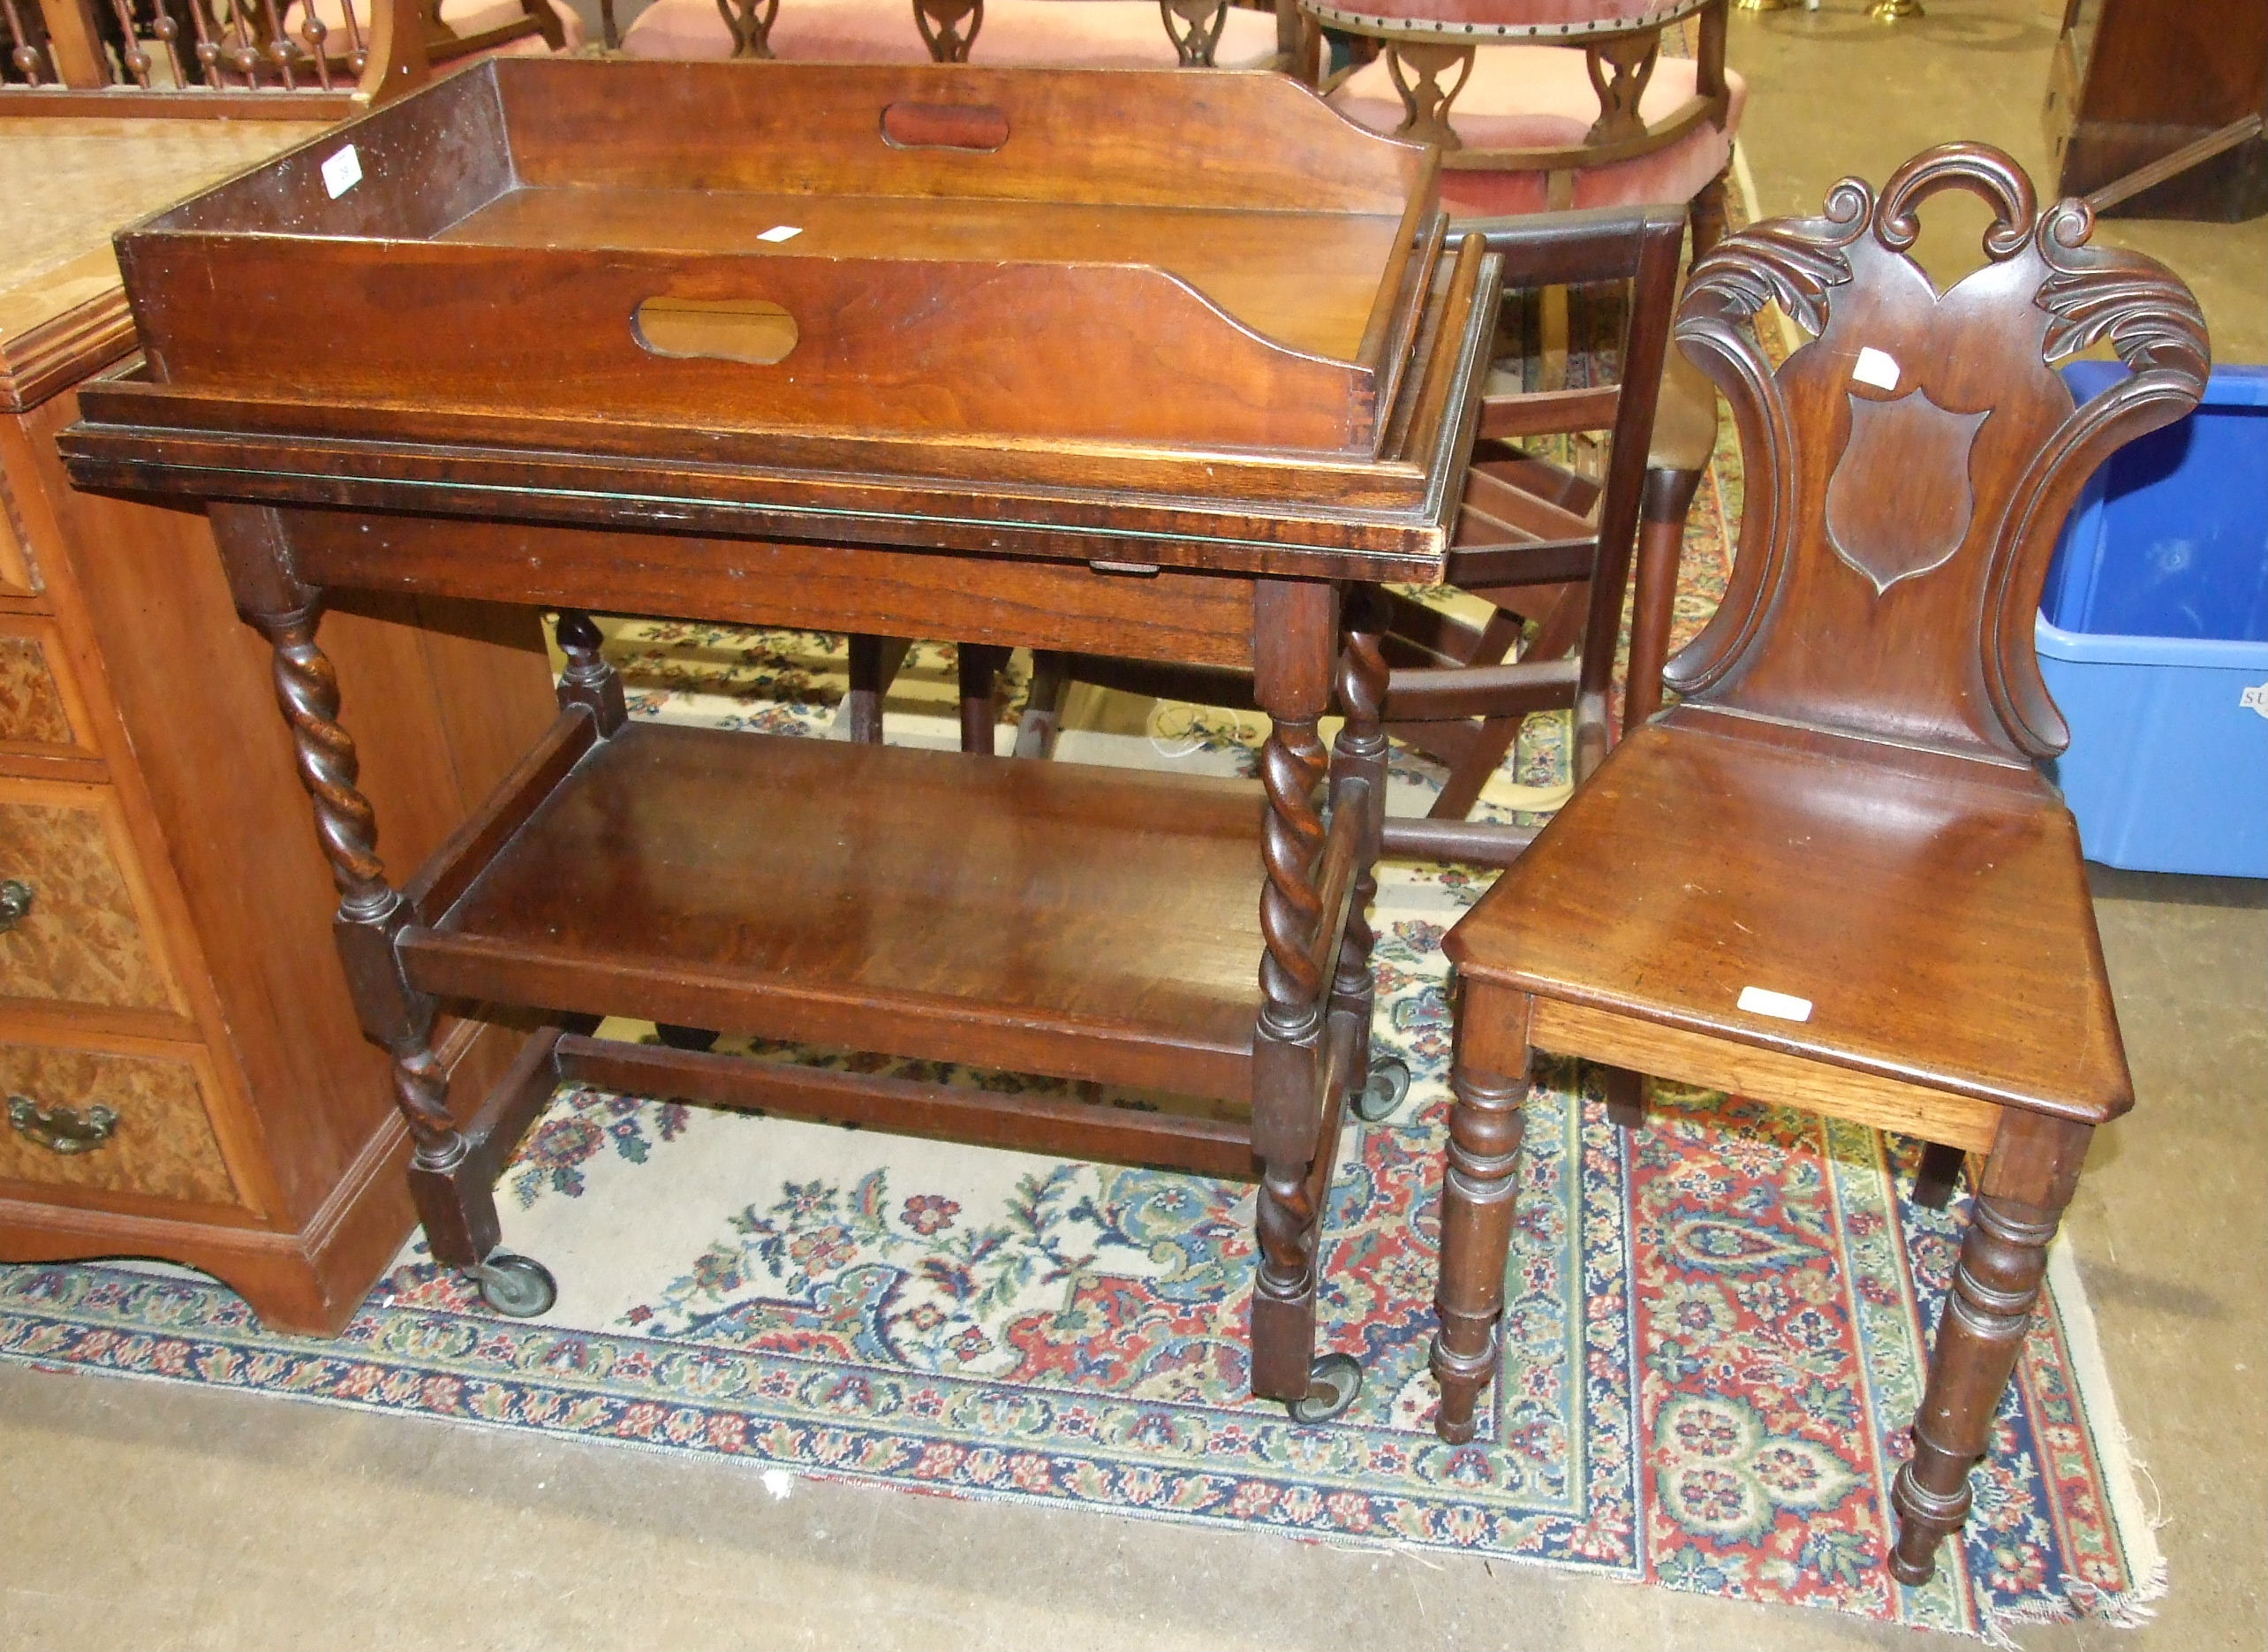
[2037,363,2268,877]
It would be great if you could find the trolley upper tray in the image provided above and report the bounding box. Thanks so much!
[105,58,1445,458]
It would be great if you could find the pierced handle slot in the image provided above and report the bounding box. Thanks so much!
[7,1094,119,1156]
[633,299,799,366]
[881,101,1010,153]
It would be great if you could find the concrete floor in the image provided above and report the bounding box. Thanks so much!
[4,6,2264,1648]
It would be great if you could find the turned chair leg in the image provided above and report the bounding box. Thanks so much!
[843,634,910,745]
[1014,649,1072,759]
[1602,1064,1646,1132]
[1431,1031,1530,1444]
[956,642,1009,754]
[1912,1140,1967,1210]
[1890,1115,2089,1583]
[1690,171,1731,259]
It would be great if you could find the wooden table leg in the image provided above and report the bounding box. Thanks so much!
[1248,579,1337,1404]
[1891,1109,2090,1583]
[1432,982,1531,1444]
[1330,585,1389,1103]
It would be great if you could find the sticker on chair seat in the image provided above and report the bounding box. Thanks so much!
[2242,683,2267,718]
[1737,985,1813,1022]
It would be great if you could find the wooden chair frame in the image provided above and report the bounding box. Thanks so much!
[1011,202,1690,873]
[1297,0,1735,250]
[1433,142,2209,1583]
[692,0,1303,68]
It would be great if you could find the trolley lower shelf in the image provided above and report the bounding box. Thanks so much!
[398,716,1276,1103]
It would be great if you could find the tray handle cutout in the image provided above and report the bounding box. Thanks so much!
[633,298,799,366]
[881,101,1010,153]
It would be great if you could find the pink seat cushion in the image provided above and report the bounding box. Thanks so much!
[291,0,586,55]
[624,0,1279,68]
[1331,44,1744,215]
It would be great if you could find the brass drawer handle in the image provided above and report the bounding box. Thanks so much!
[0,879,32,933]
[6,1095,119,1155]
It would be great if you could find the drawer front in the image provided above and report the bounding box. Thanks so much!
[0,780,186,1015]
[0,1035,238,1206]
[0,617,98,759]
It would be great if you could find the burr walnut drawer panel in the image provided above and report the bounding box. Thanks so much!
[0,1034,239,1206]
[0,778,187,1016]
[0,472,40,598]
[0,617,99,760]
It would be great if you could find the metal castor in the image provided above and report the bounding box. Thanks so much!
[1285,1353,1363,1424]
[654,1023,721,1052]
[473,1252,558,1318]
[1350,1056,1410,1124]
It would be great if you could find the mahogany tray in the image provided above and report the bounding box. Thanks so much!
[109,58,1443,458]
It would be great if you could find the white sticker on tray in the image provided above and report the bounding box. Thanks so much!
[758,224,803,243]
[1851,347,1900,390]
[2243,684,2268,718]
[321,145,363,200]
[1737,985,1814,1023]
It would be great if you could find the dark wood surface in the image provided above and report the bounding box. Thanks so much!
[406,722,1271,1100]
[1433,144,2208,1583]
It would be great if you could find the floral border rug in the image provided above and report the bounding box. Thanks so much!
[0,218,2160,1643]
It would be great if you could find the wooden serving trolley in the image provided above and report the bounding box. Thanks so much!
[60,57,1499,1420]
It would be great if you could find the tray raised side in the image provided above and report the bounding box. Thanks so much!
[113,59,1445,457]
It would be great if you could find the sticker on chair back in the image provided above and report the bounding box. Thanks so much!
[2242,683,2268,718]
[321,145,362,200]
[1737,985,1813,1022]
[1851,347,1900,390]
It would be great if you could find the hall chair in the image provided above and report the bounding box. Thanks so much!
[1430,143,2206,1583]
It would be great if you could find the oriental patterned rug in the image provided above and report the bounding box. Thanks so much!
[0,208,2162,1645]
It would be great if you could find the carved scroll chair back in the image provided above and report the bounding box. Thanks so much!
[619,0,1289,71]
[1431,143,2207,1585]
[1307,0,1743,253]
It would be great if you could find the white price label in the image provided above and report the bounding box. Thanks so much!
[321,145,363,200]
[1736,985,1814,1023]
[1851,347,1900,390]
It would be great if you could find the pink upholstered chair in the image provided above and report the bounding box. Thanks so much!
[1309,0,1743,251]
[290,0,586,62]
[621,0,1287,70]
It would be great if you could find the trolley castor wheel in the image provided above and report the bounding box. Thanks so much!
[1285,1353,1363,1424]
[1350,1056,1410,1124]
[473,1252,557,1317]
[654,1023,720,1052]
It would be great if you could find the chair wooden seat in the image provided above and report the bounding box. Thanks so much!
[1448,709,2130,1126]
[403,721,1270,1101]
